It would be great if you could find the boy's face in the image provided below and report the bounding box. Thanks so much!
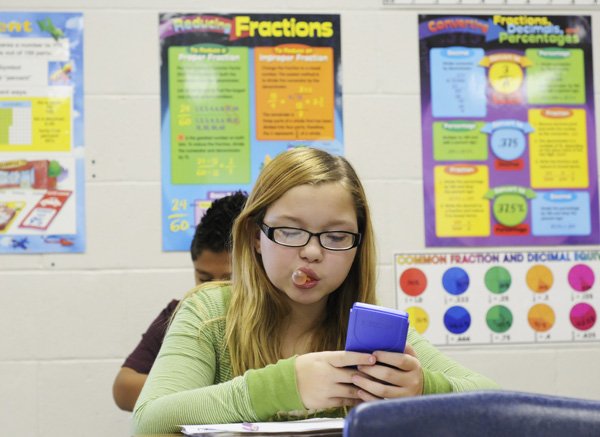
[193,250,232,285]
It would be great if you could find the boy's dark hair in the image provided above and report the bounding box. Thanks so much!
[190,191,247,260]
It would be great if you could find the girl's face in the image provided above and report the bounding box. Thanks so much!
[255,182,359,314]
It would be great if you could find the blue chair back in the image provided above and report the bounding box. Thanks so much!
[343,390,600,437]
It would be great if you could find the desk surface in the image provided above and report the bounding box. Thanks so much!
[135,430,342,437]
[134,429,343,437]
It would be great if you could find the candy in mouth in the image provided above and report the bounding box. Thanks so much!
[292,270,309,285]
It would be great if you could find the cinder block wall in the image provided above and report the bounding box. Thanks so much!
[1,2,599,436]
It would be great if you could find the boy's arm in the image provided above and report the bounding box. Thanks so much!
[112,367,147,411]
[112,299,178,411]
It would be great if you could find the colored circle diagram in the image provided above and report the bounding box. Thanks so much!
[489,61,524,94]
[570,303,597,331]
[486,305,513,333]
[485,266,512,294]
[400,268,427,297]
[406,306,429,334]
[528,303,555,332]
[442,267,470,295]
[491,128,526,161]
[444,306,471,334]
[526,265,553,293]
[568,264,595,292]
[492,193,528,227]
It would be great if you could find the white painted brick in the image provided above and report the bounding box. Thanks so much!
[85,11,159,96]
[86,96,160,183]
[454,348,555,392]
[375,264,398,308]
[365,180,426,259]
[342,13,380,94]
[345,95,423,180]
[1,271,191,359]
[0,253,44,270]
[12,0,380,9]
[555,348,600,400]
[0,286,40,360]
[445,347,600,401]
[0,362,37,435]
[38,360,130,437]
[377,13,421,95]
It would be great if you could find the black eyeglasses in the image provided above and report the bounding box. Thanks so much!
[259,223,361,251]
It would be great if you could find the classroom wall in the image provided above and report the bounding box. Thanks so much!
[1,1,599,436]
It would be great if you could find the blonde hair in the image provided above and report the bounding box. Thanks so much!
[226,147,377,376]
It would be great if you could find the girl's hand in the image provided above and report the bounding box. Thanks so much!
[351,344,424,401]
[295,351,376,409]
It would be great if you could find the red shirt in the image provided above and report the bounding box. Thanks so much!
[122,299,179,374]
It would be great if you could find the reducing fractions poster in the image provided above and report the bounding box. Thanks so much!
[0,12,84,253]
[395,251,599,346]
[159,13,343,251]
[418,15,598,247]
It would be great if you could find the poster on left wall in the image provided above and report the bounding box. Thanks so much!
[0,12,84,254]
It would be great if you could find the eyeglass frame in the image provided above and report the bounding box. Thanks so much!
[259,222,362,251]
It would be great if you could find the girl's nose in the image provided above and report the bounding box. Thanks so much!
[299,235,324,262]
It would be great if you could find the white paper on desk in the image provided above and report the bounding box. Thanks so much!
[180,418,344,434]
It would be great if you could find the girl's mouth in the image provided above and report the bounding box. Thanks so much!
[292,268,320,288]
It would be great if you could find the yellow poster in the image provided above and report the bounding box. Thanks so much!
[435,164,490,237]
[529,108,588,189]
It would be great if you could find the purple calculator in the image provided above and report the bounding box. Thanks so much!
[345,302,409,353]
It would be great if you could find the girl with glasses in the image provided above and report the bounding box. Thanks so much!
[133,147,498,434]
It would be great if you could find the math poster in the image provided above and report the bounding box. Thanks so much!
[0,12,84,254]
[395,250,599,346]
[159,13,343,251]
[418,15,598,247]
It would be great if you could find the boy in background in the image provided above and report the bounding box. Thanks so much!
[112,192,247,411]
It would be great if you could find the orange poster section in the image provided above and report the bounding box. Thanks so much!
[255,45,334,140]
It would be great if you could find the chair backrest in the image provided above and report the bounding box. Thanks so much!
[343,390,600,437]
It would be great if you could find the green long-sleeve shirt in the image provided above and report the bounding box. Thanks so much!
[132,285,499,434]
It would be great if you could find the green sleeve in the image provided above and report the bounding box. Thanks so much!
[246,356,305,420]
[132,287,259,434]
[408,328,500,394]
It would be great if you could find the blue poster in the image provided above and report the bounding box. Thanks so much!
[0,12,85,253]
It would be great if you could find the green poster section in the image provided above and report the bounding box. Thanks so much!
[433,121,488,161]
[526,48,585,105]
[0,108,12,144]
[168,45,250,185]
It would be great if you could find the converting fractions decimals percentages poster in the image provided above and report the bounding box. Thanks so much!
[395,251,599,346]
[159,13,343,251]
[418,15,598,247]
